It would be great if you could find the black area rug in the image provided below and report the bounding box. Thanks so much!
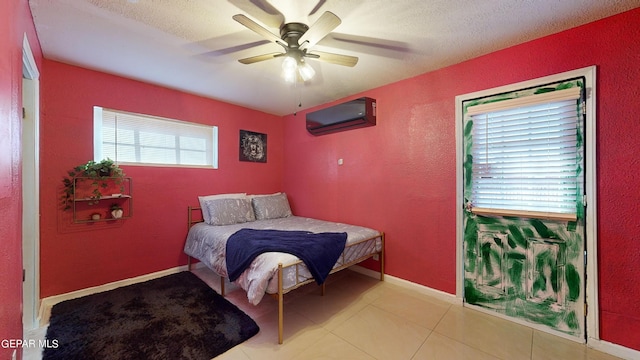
[44,271,259,360]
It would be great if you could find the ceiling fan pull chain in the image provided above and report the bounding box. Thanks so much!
[293,81,299,115]
[293,81,303,116]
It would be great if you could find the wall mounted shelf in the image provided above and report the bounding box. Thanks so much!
[72,177,133,223]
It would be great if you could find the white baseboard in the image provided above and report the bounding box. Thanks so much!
[349,265,461,305]
[588,337,640,360]
[38,265,201,326]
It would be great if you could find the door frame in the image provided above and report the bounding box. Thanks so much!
[22,33,41,331]
[454,66,598,343]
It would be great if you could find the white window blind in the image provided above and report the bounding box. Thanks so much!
[94,107,218,168]
[467,87,582,220]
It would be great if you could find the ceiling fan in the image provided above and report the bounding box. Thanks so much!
[232,11,358,82]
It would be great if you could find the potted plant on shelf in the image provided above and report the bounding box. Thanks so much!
[61,158,125,210]
[110,203,124,219]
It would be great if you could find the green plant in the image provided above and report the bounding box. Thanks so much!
[61,159,125,210]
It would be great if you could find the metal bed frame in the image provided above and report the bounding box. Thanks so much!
[186,206,385,344]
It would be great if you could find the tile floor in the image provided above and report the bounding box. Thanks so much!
[196,267,620,360]
[27,267,622,360]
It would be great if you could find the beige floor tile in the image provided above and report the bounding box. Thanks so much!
[239,310,329,360]
[287,285,372,331]
[584,348,627,360]
[214,346,251,360]
[294,332,376,360]
[531,330,623,360]
[531,330,587,360]
[332,304,432,360]
[412,332,501,360]
[434,306,533,360]
[331,270,384,293]
[331,271,387,302]
[371,290,451,330]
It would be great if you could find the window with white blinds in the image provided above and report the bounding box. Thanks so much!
[466,87,582,220]
[93,107,218,168]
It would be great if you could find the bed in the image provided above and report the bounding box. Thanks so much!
[183,192,385,344]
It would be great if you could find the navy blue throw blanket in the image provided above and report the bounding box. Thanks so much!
[226,229,348,285]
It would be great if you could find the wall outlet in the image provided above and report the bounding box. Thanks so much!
[372,254,379,261]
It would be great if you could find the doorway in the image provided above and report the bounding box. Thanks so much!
[22,34,40,331]
[454,66,598,342]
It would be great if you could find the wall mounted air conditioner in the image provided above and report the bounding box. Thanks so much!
[306,97,376,136]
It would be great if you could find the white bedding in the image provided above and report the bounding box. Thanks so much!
[184,216,382,305]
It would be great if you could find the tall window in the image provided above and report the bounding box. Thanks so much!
[464,84,583,220]
[94,107,218,169]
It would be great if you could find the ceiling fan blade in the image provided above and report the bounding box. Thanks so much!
[204,40,271,56]
[298,11,341,50]
[326,33,412,58]
[307,0,328,16]
[307,50,358,67]
[228,0,284,28]
[238,52,283,64]
[232,14,285,47]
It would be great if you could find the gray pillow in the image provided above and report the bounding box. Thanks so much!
[198,193,246,224]
[252,193,292,220]
[204,197,256,225]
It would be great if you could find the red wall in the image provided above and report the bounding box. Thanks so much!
[39,61,284,298]
[0,1,42,359]
[282,8,640,351]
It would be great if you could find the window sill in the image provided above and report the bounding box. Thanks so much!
[114,162,218,170]
[471,207,577,222]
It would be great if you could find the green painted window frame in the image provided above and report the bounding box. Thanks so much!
[462,79,585,221]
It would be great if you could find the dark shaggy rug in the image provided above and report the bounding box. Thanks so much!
[43,271,259,360]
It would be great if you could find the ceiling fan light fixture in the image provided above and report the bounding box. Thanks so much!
[282,56,298,83]
[234,11,357,83]
[298,61,315,81]
[281,55,315,83]
[282,56,297,71]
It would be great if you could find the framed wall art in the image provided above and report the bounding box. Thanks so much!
[239,130,267,163]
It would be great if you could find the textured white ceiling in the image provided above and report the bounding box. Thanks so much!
[29,0,639,115]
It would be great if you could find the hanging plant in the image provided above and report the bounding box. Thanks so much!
[61,159,125,210]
